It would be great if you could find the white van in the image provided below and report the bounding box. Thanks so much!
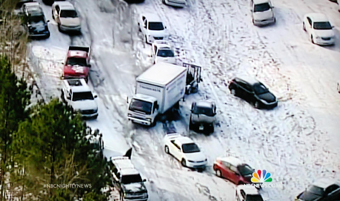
[250,0,276,26]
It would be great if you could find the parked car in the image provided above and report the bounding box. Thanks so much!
[15,0,36,9]
[138,14,168,44]
[162,0,186,8]
[189,101,216,134]
[107,156,148,201]
[52,1,81,33]
[236,185,264,201]
[22,2,50,39]
[228,77,278,109]
[213,157,254,185]
[250,0,276,26]
[62,46,91,82]
[163,133,207,170]
[295,178,340,201]
[151,41,176,65]
[43,0,66,6]
[303,13,335,46]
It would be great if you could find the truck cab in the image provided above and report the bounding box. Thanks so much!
[151,41,176,65]
[61,79,98,119]
[63,46,91,82]
[128,94,159,126]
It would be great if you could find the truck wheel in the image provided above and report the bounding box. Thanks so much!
[181,159,186,167]
[254,101,260,109]
[150,120,156,127]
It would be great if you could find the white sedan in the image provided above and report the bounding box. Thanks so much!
[303,13,335,45]
[138,14,169,44]
[163,134,207,169]
[236,185,264,201]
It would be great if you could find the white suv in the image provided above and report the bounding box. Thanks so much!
[250,0,275,26]
[52,1,81,32]
[138,14,169,44]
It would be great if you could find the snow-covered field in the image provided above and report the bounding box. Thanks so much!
[28,0,340,200]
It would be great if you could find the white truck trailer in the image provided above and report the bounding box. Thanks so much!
[127,63,187,126]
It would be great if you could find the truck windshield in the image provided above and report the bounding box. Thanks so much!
[72,92,94,101]
[121,174,142,184]
[148,22,164,30]
[157,49,174,57]
[66,57,87,66]
[129,99,152,115]
[182,143,200,153]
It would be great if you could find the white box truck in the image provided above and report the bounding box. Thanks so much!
[127,63,187,126]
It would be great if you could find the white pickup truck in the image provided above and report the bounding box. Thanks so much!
[151,41,176,65]
[127,63,187,126]
[61,79,98,119]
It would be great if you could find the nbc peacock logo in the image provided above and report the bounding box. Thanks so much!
[251,169,272,183]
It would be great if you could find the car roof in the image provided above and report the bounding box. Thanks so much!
[195,101,214,109]
[253,0,270,4]
[142,13,162,22]
[313,178,340,189]
[26,6,43,15]
[237,185,260,195]
[306,13,329,22]
[234,76,259,85]
[165,134,194,145]
[23,2,40,7]
[219,156,243,166]
[55,1,75,9]
[120,168,140,176]
[64,79,91,93]
[111,156,135,170]
[153,41,171,48]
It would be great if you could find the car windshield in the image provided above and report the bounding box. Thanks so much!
[121,174,142,184]
[246,195,264,201]
[182,143,200,153]
[307,185,324,196]
[149,22,164,30]
[129,99,152,115]
[254,3,271,12]
[72,92,94,101]
[194,106,215,117]
[60,10,78,18]
[157,49,174,57]
[313,21,332,30]
[253,83,269,95]
[237,164,254,176]
[28,15,45,24]
[66,58,87,66]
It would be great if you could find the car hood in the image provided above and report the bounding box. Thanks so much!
[71,99,97,111]
[253,10,274,20]
[314,29,335,38]
[64,65,89,76]
[257,92,276,103]
[60,17,80,26]
[298,191,322,201]
[122,182,147,193]
[185,152,206,161]
[29,21,48,32]
[148,29,167,37]
[155,57,176,64]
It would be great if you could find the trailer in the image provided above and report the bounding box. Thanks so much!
[127,63,187,126]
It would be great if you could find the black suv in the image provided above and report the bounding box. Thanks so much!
[295,179,340,201]
[228,77,278,109]
[22,4,50,39]
[107,157,148,201]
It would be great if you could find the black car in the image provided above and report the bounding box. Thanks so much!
[228,77,278,109]
[23,5,50,39]
[42,0,66,6]
[295,179,340,201]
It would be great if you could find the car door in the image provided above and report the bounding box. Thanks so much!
[237,82,250,100]
[220,161,231,178]
[228,164,240,184]
[170,140,181,160]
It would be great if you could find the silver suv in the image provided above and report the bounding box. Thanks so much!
[189,101,216,134]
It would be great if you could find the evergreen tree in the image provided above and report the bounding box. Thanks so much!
[13,99,110,200]
[0,55,30,200]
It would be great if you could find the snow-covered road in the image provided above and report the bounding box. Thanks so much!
[28,0,340,200]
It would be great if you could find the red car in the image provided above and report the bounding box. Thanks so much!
[63,46,91,82]
[213,156,254,185]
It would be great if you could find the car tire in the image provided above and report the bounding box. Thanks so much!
[311,35,315,44]
[181,159,186,167]
[337,83,340,93]
[164,145,169,154]
[215,169,222,177]
[303,22,306,31]
[58,23,61,32]
[254,101,260,109]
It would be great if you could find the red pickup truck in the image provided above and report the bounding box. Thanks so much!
[63,46,91,82]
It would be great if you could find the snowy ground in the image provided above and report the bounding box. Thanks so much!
[27,0,340,200]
